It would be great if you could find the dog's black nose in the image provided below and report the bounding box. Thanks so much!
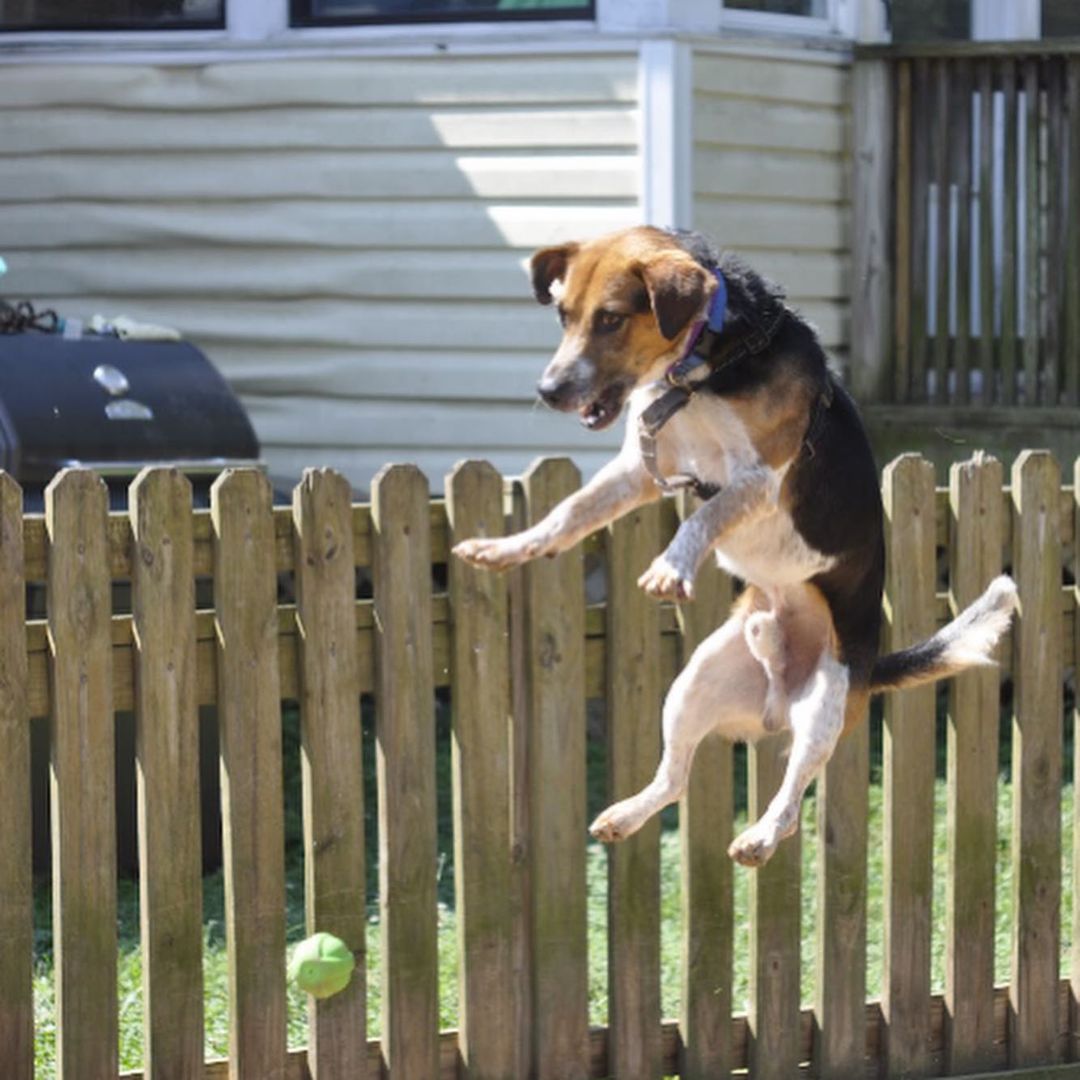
[537,378,573,408]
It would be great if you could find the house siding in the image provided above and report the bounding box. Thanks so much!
[691,46,852,368]
[0,53,639,490]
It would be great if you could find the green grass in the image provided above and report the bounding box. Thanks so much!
[31,776,1074,1074]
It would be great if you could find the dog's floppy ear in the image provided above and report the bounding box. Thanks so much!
[530,243,579,305]
[638,253,712,340]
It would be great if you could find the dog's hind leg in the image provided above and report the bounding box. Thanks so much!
[589,605,768,844]
[728,653,849,867]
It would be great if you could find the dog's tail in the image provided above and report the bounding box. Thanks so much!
[870,574,1018,694]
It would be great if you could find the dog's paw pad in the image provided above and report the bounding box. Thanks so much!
[637,556,694,602]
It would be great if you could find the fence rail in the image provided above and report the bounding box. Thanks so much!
[853,42,1080,409]
[0,452,1077,1079]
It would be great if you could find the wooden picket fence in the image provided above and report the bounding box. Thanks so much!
[0,450,1077,1080]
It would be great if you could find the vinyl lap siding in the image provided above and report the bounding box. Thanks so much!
[691,48,851,366]
[0,55,639,491]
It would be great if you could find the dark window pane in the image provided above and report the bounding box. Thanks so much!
[295,0,592,25]
[889,0,969,42]
[724,0,824,14]
[0,0,222,30]
[1043,0,1080,38]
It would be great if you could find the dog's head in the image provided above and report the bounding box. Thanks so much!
[529,226,719,430]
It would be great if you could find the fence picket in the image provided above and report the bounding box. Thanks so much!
[445,460,516,1080]
[212,468,288,1080]
[293,468,367,1079]
[519,458,589,1080]
[677,492,734,1080]
[46,468,118,1079]
[371,464,440,1080]
[131,468,203,1080]
[747,738,800,1079]
[606,503,663,1080]
[1000,59,1019,406]
[881,454,936,1077]
[1022,60,1040,406]
[945,454,1004,1074]
[815,712,869,1077]
[1010,451,1063,1066]
[0,473,31,1080]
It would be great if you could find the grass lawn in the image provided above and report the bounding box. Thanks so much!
[31,774,1074,1074]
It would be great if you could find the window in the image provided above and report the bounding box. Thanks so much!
[291,0,592,27]
[724,0,826,14]
[1043,0,1080,37]
[0,0,222,30]
[888,0,970,42]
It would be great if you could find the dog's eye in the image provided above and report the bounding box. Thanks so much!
[595,310,626,334]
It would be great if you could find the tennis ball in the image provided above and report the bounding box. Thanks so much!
[288,932,356,999]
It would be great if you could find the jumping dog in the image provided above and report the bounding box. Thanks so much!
[453,226,1017,867]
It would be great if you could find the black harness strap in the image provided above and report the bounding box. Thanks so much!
[638,302,790,497]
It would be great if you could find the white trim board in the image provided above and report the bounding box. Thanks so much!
[638,38,693,229]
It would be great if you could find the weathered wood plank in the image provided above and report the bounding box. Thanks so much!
[1000,59,1019,406]
[747,735,801,1080]
[131,468,203,1080]
[371,464,440,1080]
[0,473,32,1080]
[894,59,914,403]
[1073,459,1080,1062]
[1022,59,1040,406]
[815,711,869,1077]
[605,503,662,1080]
[293,469,367,1080]
[932,58,951,404]
[1066,60,1080,407]
[909,59,931,403]
[1044,59,1065,408]
[944,454,1004,1074]
[211,469,288,1080]
[677,490,734,1080]
[46,468,118,1079]
[950,58,973,405]
[881,454,937,1077]
[445,461,516,1080]
[977,60,995,404]
[519,458,589,1080]
[1010,451,1063,1067]
[852,56,894,403]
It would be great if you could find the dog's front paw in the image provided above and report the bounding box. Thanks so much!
[452,534,546,571]
[637,554,694,602]
[727,813,797,868]
[589,800,644,844]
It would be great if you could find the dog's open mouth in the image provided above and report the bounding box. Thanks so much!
[580,383,626,432]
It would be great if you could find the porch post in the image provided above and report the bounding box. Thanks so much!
[851,0,894,402]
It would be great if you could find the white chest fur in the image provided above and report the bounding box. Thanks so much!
[626,385,836,589]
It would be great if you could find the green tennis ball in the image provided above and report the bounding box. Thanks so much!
[288,932,356,999]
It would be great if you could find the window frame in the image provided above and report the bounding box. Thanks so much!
[289,0,595,30]
[0,0,856,49]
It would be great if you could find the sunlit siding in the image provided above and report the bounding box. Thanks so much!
[0,54,640,491]
[691,46,852,369]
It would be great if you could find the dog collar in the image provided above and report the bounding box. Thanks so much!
[663,270,728,390]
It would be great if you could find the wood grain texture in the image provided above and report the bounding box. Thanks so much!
[677,490,734,1080]
[371,464,440,1080]
[46,468,118,1080]
[1010,451,1063,1067]
[945,454,1004,1074]
[606,503,663,1080]
[881,454,937,1078]
[131,468,204,1080]
[815,717,869,1078]
[0,472,32,1080]
[747,735,801,1080]
[852,57,895,403]
[519,458,589,1080]
[211,469,288,1080]
[445,461,516,1080]
[293,469,367,1080]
